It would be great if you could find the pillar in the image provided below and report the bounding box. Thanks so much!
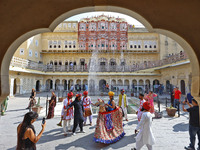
[66,80,69,91]
[150,80,153,91]
[109,78,111,91]
[10,78,14,97]
[136,80,139,95]
[52,79,55,90]
[20,78,23,94]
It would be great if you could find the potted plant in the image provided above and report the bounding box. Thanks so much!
[32,97,43,114]
[58,97,64,102]
[166,106,177,117]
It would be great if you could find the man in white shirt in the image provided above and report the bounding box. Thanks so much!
[133,102,155,150]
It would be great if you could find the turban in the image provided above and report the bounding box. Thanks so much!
[121,89,125,92]
[83,91,88,96]
[67,92,73,97]
[143,102,151,111]
[108,91,115,97]
[76,93,82,97]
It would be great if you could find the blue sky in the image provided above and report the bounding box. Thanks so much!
[66,11,144,28]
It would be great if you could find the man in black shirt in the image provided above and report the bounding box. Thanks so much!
[183,98,200,150]
[66,94,85,135]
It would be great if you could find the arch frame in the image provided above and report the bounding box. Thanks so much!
[0,5,199,102]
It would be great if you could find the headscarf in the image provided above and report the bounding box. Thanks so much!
[108,91,115,97]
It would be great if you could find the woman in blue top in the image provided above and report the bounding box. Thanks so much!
[106,91,116,111]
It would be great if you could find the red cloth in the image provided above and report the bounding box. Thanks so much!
[68,92,73,97]
[174,90,181,99]
[143,102,151,111]
[83,91,88,96]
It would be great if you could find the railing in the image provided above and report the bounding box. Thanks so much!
[10,52,188,72]
[10,56,29,68]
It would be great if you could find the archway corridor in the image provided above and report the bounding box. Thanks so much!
[0,1,200,149]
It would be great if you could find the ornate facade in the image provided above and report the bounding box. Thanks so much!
[9,15,190,96]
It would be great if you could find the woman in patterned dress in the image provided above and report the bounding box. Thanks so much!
[93,91,125,144]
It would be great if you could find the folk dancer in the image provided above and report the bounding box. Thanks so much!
[94,91,125,144]
[57,92,73,127]
[66,94,85,135]
[62,92,74,136]
[105,91,116,112]
[117,89,128,121]
[136,93,146,122]
[134,102,155,150]
[82,91,93,126]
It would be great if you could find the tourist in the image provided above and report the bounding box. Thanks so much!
[85,84,88,91]
[133,102,155,150]
[47,91,56,119]
[66,94,85,135]
[76,84,80,93]
[61,92,74,136]
[17,111,46,150]
[136,93,146,122]
[105,91,116,111]
[145,91,157,114]
[1,96,9,116]
[170,86,175,106]
[82,91,93,126]
[94,91,125,144]
[173,87,182,109]
[27,88,36,109]
[182,98,200,150]
[79,84,81,92]
[117,89,128,121]
[106,83,109,92]
[70,85,74,92]
[155,84,159,93]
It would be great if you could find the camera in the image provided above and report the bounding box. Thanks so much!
[42,117,45,124]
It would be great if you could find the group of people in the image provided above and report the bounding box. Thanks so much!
[69,84,88,93]
[17,85,200,150]
[57,89,126,142]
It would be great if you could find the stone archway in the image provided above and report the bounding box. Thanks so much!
[36,80,40,92]
[180,80,186,95]
[99,79,106,92]
[0,4,200,103]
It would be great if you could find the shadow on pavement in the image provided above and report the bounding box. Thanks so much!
[173,122,188,132]
[126,120,138,126]
[55,132,135,150]
[7,108,26,112]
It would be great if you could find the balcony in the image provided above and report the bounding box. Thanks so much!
[10,52,188,73]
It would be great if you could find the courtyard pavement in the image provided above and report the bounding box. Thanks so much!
[0,92,194,150]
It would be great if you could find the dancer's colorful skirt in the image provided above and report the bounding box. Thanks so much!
[94,107,125,144]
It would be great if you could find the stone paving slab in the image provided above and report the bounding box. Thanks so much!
[0,92,196,150]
